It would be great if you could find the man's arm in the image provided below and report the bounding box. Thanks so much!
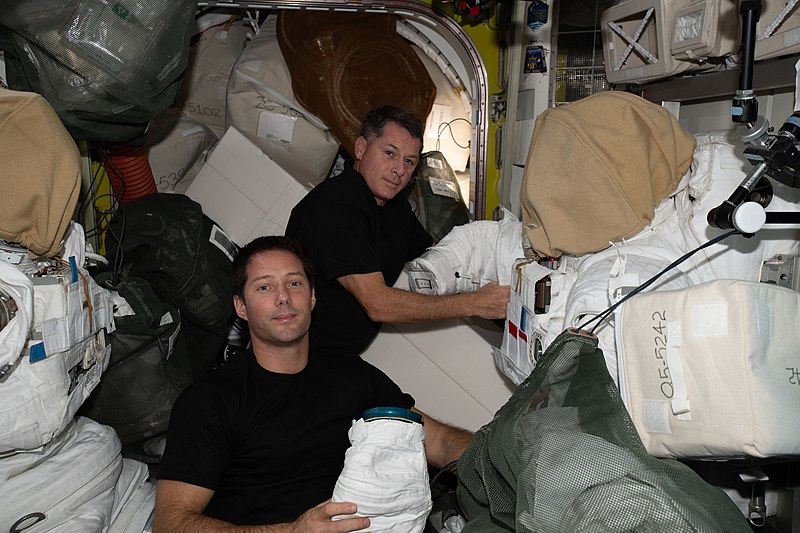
[338,272,509,323]
[153,480,370,533]
[412,409,473,469]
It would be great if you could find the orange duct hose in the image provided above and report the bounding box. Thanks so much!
[104,145,157,205]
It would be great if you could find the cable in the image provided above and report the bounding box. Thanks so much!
[177,215,205,295]
[102,151,127,212]
[436,118,471,152]
[430,459,459,486]
[80,155,121,244]
[577,229,739,334]
[77,159,104,220]
[103,200,127,286]
[98,152,128,284]
[86,191,120,250]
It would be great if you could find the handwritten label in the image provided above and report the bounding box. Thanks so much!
[651,310,673,399]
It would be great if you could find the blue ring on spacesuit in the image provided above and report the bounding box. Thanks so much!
[361,406,423,424]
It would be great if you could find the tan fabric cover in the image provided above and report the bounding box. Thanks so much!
[520,91,696,258]
[0,88,81,257]
[277,11,435,158]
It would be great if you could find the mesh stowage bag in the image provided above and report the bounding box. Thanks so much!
[1,0,197,143]
[457,329,751,532]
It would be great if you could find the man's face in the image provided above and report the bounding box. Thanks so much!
[233,249,315,348]
[353,120,422,206]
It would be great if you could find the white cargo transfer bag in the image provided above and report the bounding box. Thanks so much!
[615,279,800,458]
[177,16,251,137]
[0,260,115,452]
[107,473,156,533]
[0,417,123,533]
[145,108,217,193]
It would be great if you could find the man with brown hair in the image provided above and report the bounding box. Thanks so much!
[286,105,509,359]
[154,236,472,531]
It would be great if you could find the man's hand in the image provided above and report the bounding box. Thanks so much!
[472,281,510,320]
[289,501,370,533]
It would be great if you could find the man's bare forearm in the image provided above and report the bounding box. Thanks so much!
[339,271,509,324]
[155,509,290,532]
[155,501,368,533]
[415,410,473,469]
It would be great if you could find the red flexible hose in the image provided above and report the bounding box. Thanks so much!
[105,145,157,205]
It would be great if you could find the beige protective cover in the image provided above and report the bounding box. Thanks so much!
[277,11,435,158]
[616,280,800,459]
[520,91,695,258]
[0,88,80,257]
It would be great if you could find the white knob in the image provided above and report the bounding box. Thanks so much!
[732,202,767,234]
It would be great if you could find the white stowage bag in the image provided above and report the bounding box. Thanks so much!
[407,207,524,295]
[616,279,800,459]
[0,417,123,533]
[177,17,252,137]
[332,419,431,532]
[226,17,339,188]
[145,108,218,194]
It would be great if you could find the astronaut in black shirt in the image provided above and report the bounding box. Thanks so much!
[286,105,510,359]
[154,236,472,531]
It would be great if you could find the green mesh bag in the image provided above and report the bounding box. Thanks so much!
[457,329,751,532]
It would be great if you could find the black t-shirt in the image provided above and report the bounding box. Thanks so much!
[158,350,414,525]
[285,165,433,357]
